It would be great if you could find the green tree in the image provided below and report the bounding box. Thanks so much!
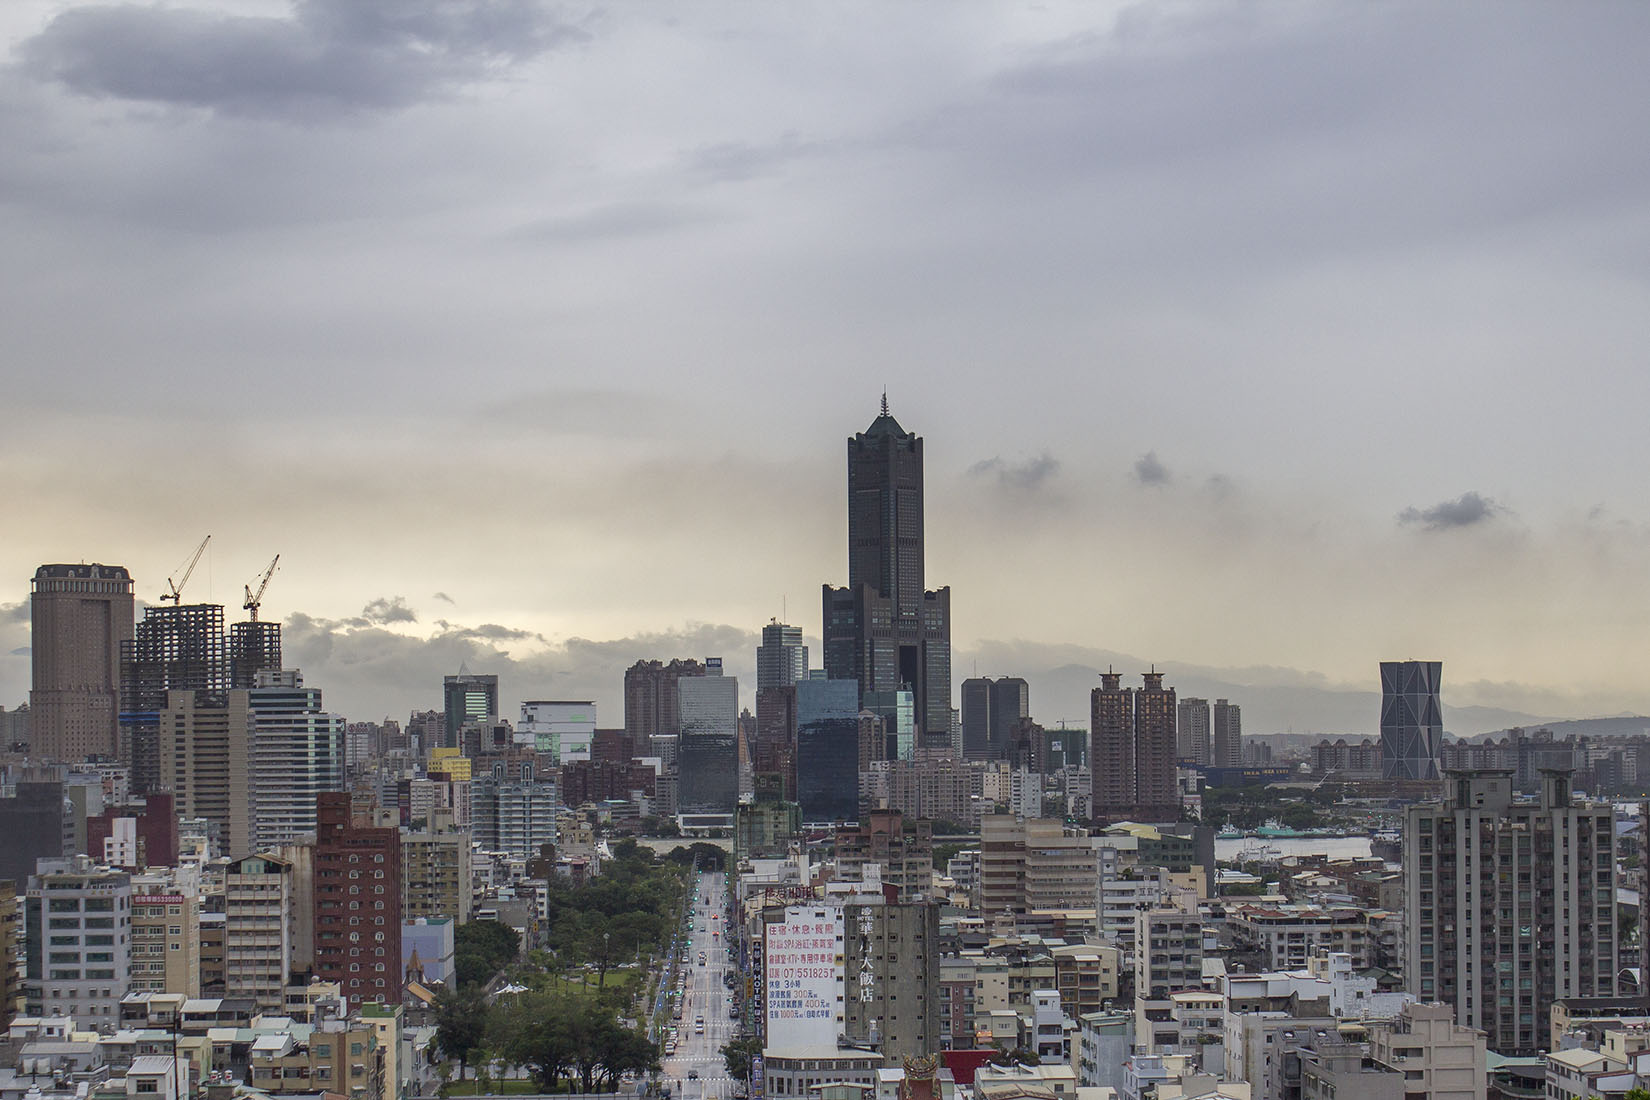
[722,1035,763,1085]
[492,990,577,1090]
[434,987,491,1080]
[454,920,522,988]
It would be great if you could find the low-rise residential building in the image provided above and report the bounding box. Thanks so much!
[247,1016,388,1100]
[1226,904,1376,971]
[1367,1002,1486,1100]
[1051,943,1121,1018]
[1299,1042,1403,1100]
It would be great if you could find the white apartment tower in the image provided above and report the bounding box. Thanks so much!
[250,671,345,852]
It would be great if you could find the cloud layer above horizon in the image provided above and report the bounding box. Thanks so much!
[3,0,1650,727]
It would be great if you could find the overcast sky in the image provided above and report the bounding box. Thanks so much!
[3,0,1649,735]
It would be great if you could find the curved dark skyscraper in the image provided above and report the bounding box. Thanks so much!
[1380,660,1443,780]
[823,398,953,750]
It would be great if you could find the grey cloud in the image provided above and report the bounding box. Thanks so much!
[20,0,587,119]
[359,596,418,625]
[480,388,677,436]
[1398,491,1502,532]
[1133,451,1170,486]
[432,621,544,644]
[686,133,827,184]
[514,201,726,245]
[432,592,455,605]
[0,602,26,624]
[8,648,29,657]
[968,453,1060,491]
[279,613,759,722]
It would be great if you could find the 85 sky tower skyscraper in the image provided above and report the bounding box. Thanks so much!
[823,399,953,750]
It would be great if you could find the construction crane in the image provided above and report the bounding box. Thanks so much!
[159,535,211,604]
[243,555,280,622]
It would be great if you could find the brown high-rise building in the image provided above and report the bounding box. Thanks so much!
[30,564,134,761]
[1089,670,1179,823]
[623,658,705,753]
[314,792,402,1005]
[1089,671,1133,818]
[1133,671,1178,820]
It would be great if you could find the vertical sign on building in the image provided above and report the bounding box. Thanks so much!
[764,906,844,1048]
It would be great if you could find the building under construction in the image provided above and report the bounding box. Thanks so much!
[120,603,281,793]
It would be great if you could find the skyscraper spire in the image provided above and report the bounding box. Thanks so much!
[881,389,889,416]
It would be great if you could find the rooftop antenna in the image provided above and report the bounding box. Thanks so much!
[881,389,889,416]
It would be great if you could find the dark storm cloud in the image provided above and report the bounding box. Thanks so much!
[357,595,418,625]
[19,0,587,118]
[1399,491,1503,532]
[967,454,1060,492]
[1133,452,1170,487]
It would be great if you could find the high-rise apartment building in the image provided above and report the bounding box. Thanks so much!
[1090,672,1134,818]
[756,621,808,692]
[1211,698,1242,769]
[795,678,860,824]
[980,814,1097,916]
[823,402,953,750]
[623,658,705,752]
[469,777,556,859]
[1090,671,1179,822]
[442,672,498,748]
[677,658,739,815]
[401,809,472,923]
[224,853,292,1010]
[251,671,345,852]
[517,700,595,764]
[1176,698,1210,766]
[1404,768,1616,1055]
[1133,894,1204,1000]
[313,793,402,1005]
[30,564,134,761]
[130,892,200,997]
[24,856,132,1022]
[1381,660,1443,781]
[159,688,252,857]
[156,689,250,857]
